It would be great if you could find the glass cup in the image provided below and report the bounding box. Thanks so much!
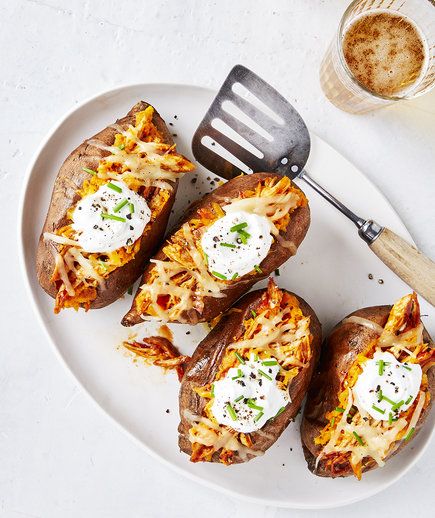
[320,0,435,113]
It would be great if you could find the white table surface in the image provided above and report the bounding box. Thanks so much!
[2,0,434,516]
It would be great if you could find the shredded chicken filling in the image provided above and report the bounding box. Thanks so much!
[186,280,313,465]
[315,293,434,479]
[45,106,194,312]
[135,176,307,322]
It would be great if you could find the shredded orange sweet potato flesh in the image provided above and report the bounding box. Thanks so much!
[134,176,307,320]
[50,107,194,312]
[188,279,313,464]
[315,293,434,478]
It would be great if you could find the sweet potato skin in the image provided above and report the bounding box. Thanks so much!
[122,172,310,325]
[36,101,175,309]
[178,287,322,464]
[300,305,435,477]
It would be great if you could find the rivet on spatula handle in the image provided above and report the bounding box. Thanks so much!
[369,227,435,306]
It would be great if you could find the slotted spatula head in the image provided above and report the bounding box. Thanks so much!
[192,65,311,180]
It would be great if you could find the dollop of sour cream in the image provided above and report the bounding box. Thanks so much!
[200,211,273,280]
[354,351,422,421]
[72,180,150,253]
[211,355,289,433]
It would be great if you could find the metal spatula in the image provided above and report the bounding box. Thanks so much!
[192,65,435,306]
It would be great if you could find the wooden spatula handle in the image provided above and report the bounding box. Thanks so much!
[370,227,435,306]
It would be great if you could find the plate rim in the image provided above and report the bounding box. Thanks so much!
[18,81,430,510]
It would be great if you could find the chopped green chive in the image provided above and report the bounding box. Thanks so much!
[254,353,259,361]
[127,285,133,295]
[234,352,245,365]
[212,269,228,280]
[231,369,243,380]
[388,412,393,425]
[251,310,257,318]
[274,406,286,418]
[335,407,345,413]
[129,202,135,214]
[234,395,244,403]
[101,213,126,222]
[403,364,412,371]
[404,427,415,441]
[238,229,251,243]
[82,167,97,176]
[377,359,385,376]
[353,431,364,445]
[107,182,122,193]
[118,144,125,150]
[226,403,237,421]
[230,222,248,232]
[372,404,385,415]
[212,271,227,280]
[258,369,272,381]
[247,400,264,411]
[231,272,239,280]
[99,260,109,271]
[274,268,280,276]
[220,242,236,248]
[211,384,215,397]
[262,360,278,366]
[380,393,397,406]
[391,400,404,412]
[114,198,128,213]
[331,417,336,428]
[254,411,264,423]
[405,395,413,405]
[254,264,262,274]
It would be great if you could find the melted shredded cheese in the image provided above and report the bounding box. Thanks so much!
[224,190,301,236]
[47,106,195,312]
[53,252,75,296]
[135,176,307,322]
[184,410,262,461]
[138,223,227,322]
[318,389,407,471]
[43,232,80,248]
[315,293,434,478]
[185,281,313,464]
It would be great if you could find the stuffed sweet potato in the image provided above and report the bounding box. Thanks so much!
[37,101,194,313]
[301,293,435,479]
[178,279,321,464]
[122,172,310,326]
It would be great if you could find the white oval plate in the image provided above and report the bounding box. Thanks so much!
[19,84,434,509]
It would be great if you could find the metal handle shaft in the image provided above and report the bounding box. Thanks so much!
[299,169,366,228]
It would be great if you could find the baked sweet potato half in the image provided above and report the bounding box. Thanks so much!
[37,101,194,313]
[301,293,434,479]
[122,172,310,326]
[178,279,321,465]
